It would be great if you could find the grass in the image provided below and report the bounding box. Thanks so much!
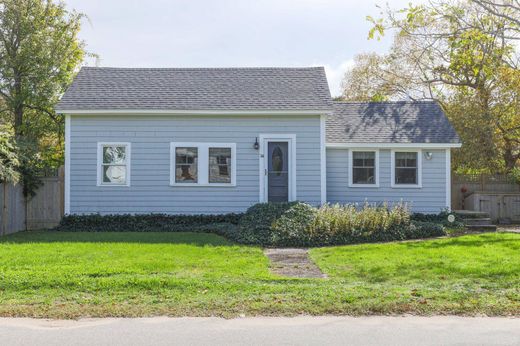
[0,231,518,318]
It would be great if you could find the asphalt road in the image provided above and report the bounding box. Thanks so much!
[0,316,519,346]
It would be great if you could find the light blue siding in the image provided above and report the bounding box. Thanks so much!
[326,148,448,213]
[70,115,322,214]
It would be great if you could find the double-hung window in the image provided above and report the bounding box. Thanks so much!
[391,150,422,188]
[349,150,379,187]
[97,143,131,186]
[171,143,236,186]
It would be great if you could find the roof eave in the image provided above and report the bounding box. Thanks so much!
[55,109,333,116]
[326,142,462,149]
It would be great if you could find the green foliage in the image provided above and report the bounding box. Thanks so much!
[56,203,455,247]
[0,0,88,194]
[411,211,465,229]
[235,202,303,245]
[311,203,416,245]
[0,231,518,317]
[56,213,243,232]
[407,221,446,238]
[0,126,19,183]
[360,0,520,173]
[270,203,318,246]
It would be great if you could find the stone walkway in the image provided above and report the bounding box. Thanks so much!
[497,225,520,233]
[263,248,327,278]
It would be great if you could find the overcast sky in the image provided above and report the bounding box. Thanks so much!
[65,0,412,96]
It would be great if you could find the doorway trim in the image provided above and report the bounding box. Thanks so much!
[259,134,297,203]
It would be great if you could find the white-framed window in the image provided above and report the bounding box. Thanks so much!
[170,142,236,187]
[348,149,379,187]
[97,142,131,186]
[391,149,422,188]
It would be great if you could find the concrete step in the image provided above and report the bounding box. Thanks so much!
[453,210,490,219]
[464,218,493,226]
[465,224,497,232]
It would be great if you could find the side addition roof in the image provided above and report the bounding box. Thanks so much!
[327,101,461,144]
[56,67,333,113]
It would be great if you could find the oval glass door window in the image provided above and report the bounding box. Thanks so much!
[268,141,289,202]
[272,146,284,176]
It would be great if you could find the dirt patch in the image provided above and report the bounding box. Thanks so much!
[263,248,327,279]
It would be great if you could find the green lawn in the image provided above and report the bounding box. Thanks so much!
[0,231,518,318]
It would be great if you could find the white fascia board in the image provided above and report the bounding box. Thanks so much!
[326,142,462,149]
[57,109,332,116]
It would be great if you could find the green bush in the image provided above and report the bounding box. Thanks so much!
[56,213,242,232]
[55,202,449,247]
[270,203,318,246]
[408,221,446,238]
[411,211,464,229]
[312,203,412,245]
[235,202,306,245]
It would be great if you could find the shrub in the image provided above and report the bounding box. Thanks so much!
[270,203,318,246]
[55,202,449,247]
[407,221,446,238]
[235,202,309,245]
[56,213,243,232]
[411,211,464,229]
[312,203,412,245]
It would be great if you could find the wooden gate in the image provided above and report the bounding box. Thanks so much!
[0,167,64,235]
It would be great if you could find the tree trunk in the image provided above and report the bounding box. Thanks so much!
[503,141,518,172]
[13,71,23,137]
[14,104,23,137]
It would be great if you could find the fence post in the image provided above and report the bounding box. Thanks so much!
[2,183,7,236]
[58,166,65,216]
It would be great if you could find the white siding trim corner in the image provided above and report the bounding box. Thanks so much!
[64,114,71,214]
[446,148,451,210]
[320,114,327,204]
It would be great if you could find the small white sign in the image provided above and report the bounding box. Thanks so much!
[447,214,456,223]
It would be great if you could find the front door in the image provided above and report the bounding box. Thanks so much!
[266,141,289,202]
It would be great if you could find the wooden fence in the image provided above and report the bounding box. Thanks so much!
[0,167,64,235]
[451,174,520,210]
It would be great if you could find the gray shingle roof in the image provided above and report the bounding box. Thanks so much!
[327,101,461,144]
[56,67,333,112]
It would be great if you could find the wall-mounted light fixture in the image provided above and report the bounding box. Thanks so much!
[424,151,433,160]
[253,137,259,150]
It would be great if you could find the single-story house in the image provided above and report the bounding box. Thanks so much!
[56,67,461,215]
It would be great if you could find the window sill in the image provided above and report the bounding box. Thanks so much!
[391,184,422,189]
[170,183,236,187]
[97,184,130,187]
[348,184,380,188]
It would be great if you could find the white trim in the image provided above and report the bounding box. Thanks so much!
[64,114,71,214]
[390,149,422,188]
[446,148,451,210]
[327,142,462,149]
[348,149,380,188]
[170,142,237,187]
[57,109,332,116]
[259,134,297,203]
[320,114,327,204]
[96,142,131,187]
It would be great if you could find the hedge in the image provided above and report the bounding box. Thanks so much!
[56,213,242,232]
[55,203,452,247]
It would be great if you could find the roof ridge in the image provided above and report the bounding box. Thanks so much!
[81,66,326,71]
[333,100,436,104]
